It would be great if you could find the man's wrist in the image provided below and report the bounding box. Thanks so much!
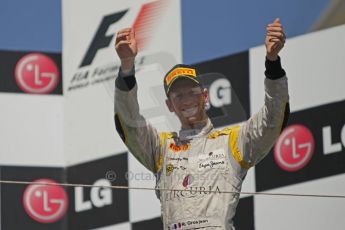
[116,65,136,91]
[120,66,135,77]
[120,58,135,74]
[266,53,278,61]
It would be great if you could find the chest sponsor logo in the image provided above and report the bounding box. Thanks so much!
[199,160,225,170]
[198,149,226,170]
[169,143,190,152]
[165,185,221,201]
[166,163,187,176]
[182,174,194,187]
[166,163,175,176]
[167,157,188,162]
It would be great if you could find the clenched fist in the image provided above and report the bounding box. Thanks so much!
[265,18,286,61]
[115,28,137,72]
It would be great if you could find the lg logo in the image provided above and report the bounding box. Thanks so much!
[275,123,345,172]
[15,53,59,94]
[74,179,112,212]
[23,179,68,223]
[274,125,315,172]
[206,78,231,109]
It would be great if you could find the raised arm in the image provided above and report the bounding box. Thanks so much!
[114,28,162,173]
[230,18,290,170]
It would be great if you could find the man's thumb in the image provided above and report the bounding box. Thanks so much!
[274,18,281,23]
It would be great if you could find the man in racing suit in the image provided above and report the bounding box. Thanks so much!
[114,18,289,229]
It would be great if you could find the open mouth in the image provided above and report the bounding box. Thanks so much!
[181,106,198,117]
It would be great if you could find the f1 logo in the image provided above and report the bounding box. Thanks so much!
[274,124,315,172]
[79,1,166,68]
[79,10,128,67]
[15,53,60,94]
[23,179,68,223]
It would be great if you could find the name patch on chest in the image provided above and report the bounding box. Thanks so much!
[198,149,226,170]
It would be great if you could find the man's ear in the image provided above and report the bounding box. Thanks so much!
[166,98,175,112]
[203,88,209,105]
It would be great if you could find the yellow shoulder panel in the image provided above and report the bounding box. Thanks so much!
[208,127,231,139]
[229,125,253,169]
[155,132,166,173]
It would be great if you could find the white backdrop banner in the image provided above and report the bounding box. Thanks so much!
[62,0,182,165]
[250,24,345,230]
[62,0,182,228]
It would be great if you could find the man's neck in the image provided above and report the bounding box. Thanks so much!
[179,116,212,141]
[181,115,209,130]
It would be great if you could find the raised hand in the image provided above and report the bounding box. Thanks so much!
[115,28,137,71]
[265,18,286,61]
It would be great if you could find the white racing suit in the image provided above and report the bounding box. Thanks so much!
[114,58,289,229]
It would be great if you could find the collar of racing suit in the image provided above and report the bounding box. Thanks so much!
[178,118,213,141]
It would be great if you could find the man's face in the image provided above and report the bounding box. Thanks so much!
[166,78,209,128]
